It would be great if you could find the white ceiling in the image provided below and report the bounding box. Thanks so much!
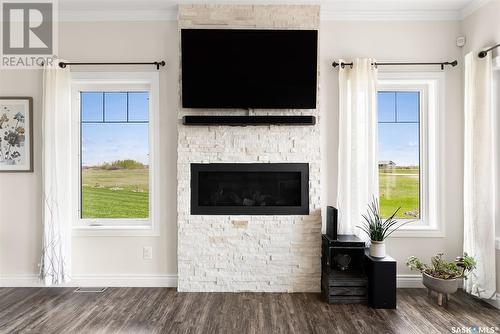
[58,0,491,22]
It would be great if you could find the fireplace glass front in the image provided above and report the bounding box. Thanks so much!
[191,163,309,215]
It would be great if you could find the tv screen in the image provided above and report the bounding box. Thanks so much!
[181,29,318,109]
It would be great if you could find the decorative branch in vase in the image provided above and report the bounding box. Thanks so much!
[357,197,411,258]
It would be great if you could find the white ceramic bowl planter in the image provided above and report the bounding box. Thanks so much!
[422,273,460,306]
[407,253,476,306]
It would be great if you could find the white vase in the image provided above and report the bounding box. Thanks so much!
[370,240,386,258]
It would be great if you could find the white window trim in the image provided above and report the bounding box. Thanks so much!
[378,71,445,238]
[71,72,160,237]
[493,55,500,69]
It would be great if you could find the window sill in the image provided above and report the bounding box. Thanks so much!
[72,225,159,237]
[388,226,445,238]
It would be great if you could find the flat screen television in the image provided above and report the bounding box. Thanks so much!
[181,29,318,109]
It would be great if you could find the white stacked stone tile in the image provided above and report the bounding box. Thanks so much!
[177,4,321,292]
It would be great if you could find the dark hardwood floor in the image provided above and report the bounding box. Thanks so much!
[0,288,498,334]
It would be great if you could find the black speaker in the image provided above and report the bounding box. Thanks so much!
[326,206,338,240]
[364,250,397,309]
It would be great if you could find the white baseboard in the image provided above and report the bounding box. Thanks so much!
[71,274,178,287]
[486,294,500,310]
[396,274,424,288]
[0,275,424,288]
[0,274,177,288]
[0,275,43,287]
[2,274,422,289]
[1,274,421,288]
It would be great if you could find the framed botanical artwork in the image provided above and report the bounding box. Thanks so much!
[0,97,33,172]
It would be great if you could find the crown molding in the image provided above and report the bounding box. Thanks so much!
[57,1,488,22]
[61,8,461,22]
[320,9,461,21]
[460,0,492,19]
[60,9,177,22]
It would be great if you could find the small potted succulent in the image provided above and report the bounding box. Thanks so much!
[407,253,476,305]
[357,197,410,258]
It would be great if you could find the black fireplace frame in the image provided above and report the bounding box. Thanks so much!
[190,163,309,215]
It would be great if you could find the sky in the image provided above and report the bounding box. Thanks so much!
[378,91,420,167]
[81,91,420,168]
[81,92,149,166]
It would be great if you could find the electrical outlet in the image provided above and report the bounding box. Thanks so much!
[143,246,153,260]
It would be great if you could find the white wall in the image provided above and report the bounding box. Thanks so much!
[461,0,500,54]
[64,21,179,281]
[461,0,500,293]
[320,20,464,275]
[0,21,180,283]
[0,70,43,277]
[0,14,475,284]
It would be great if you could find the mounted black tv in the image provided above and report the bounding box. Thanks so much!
[181,29,318,109]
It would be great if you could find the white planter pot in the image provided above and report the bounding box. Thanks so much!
[370,241,386,258]
[422,273,459,294]
[422,273,460,306]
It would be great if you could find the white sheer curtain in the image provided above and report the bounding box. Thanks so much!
[337,58,379,237]
[39,63,72,285]
[463,51,496,299]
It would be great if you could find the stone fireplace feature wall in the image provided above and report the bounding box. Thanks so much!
[177,4,321,292]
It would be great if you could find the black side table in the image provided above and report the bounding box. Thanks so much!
[364,249,397,309]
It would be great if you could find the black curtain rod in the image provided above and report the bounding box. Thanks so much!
[58,61,166,70]
[478,43,500,58]
[332,60,458,70]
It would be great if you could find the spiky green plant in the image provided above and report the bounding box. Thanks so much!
[357,197,411,241]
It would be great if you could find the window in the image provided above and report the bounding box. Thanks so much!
[71,73,159,236]
[378,91,420,219]
[378,72,444,237]
[81,92,150,219]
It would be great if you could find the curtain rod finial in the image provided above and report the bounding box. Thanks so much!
[478,51,488,58]
[155,60,166,70]
[58,62,67,68]
[332,61,339,68]
[451,60,458,67]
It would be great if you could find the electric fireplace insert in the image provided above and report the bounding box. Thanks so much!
[190,163,309,215]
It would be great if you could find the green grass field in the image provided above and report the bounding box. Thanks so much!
[81,168,149,218]
[379,167,419,219]
[81,166,419,220]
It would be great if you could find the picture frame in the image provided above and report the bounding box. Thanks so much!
[0,97,34,172]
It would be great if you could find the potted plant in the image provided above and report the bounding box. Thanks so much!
[407,253,476,305]
[357,197,410,258]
